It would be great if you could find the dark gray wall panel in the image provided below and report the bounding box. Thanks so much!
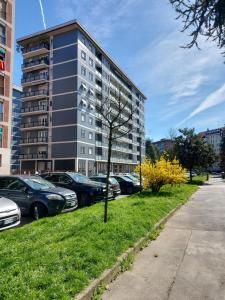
[53,30,77,49]
[52,142,77,158]
[52,110,77,126]
[53,45,77,64]
[52,77,77,94]
[52,125,77,142]
[52,93,77,110]
[53,61,77,79]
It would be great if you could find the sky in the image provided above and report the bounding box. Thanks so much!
[14,0,225,141]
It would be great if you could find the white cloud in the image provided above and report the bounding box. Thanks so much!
[178,83,225,126]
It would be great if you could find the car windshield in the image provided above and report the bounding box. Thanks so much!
[125,175,139,182]
[69,173,90,184]
[109,177,118,184]
[118,176,133,182]
[24,177,55,190]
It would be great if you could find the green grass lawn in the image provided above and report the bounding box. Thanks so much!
[0,181,202,299]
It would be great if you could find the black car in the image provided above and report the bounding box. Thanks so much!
[89,175,121,197]
[110,175,140,194]
[0,175,78,220]
[41,172,114,207]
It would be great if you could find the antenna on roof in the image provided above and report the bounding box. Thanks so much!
[38,0,47,30]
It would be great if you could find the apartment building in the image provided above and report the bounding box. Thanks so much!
[17,20,146,175]
[0,0,14,174]
[152,139,174,154]
[11,85,22,173]
[199,127,224,171]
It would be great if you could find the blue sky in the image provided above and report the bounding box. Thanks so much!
[14,0,225,141]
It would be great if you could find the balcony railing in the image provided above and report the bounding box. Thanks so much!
[21,73,49,84]
[22,43,49,55]
[21,120,48,129]
[0,10,6,20]
[21,89,48,99]
[20,137,48,144]
[19,153,47,159]
[0,35,6,45]
[21,105,48,114]
[22,58,49,69]
[0,112,3,122]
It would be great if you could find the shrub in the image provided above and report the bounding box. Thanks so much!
[135,156,187,192]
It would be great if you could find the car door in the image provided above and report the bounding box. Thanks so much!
[5,178,31,214]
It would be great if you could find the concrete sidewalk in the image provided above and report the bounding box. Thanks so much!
[103,177,225,300]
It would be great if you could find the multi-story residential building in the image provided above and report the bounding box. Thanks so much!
[11,85,22,173]
[152,139,174,153]
[17,20,146,175]
[199,127,224,171]
[0,0,14,174]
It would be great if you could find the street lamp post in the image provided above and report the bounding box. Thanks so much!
[139,132,143,193]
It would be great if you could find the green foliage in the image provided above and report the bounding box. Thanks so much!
[174,128,216,181]
[0,183,200,299]
[145,139,160,162]
[120,254,134,272]
[92,283,106,300]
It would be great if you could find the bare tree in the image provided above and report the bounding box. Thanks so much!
[96,87,136,223]
[169,0,225,54]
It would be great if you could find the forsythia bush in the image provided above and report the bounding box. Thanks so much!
[135,156,187,193]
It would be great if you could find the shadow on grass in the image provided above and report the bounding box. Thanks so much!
[135,190,174,199]
[188,180,205,186]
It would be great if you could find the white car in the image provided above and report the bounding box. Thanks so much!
[0,197,21,231]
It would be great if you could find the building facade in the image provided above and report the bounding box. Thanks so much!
[199,127,224,171]
[152,139,174,153]
[0,0,14,174]
[17,20,146,175]
[11,85,22,173]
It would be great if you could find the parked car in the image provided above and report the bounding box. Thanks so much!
[89,175,121,197]
[123,174,141,184]
[0,197,21,231]
[110,175,140,194]
[41,172,114,207]
[0,175,78,220]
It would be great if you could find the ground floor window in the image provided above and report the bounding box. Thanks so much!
[78,159,86,175]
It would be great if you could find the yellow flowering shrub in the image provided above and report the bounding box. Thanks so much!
[135,156,187,192]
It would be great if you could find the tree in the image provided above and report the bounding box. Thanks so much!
[135,156,187,193]
[97,88,136,223]
[169,0,225,55]
[145,139,160,162]
[174,128,216,181]
[220,129,225,171]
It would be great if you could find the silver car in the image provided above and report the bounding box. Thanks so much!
[0,197,21,231]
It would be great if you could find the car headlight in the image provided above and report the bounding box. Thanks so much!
[46,194,64,200]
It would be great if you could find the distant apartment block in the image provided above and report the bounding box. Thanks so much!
[17,20,146,175]
[11,85,22,173]
[199,127,224,171]
[0,0,14,174]
[152,139,174,153]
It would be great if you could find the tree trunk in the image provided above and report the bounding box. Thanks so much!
[104,129,112,223]
[189,169,193,182]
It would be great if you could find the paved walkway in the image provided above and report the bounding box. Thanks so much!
[103,177,225,300]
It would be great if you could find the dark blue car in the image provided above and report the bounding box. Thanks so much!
[110,175,140,194]
[0,175,78,219]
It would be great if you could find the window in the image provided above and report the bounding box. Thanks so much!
[6,179,26,191]
[89,117,93,125]
[0,75,4,95]
[0,24,6,44]
[81,113,85,122]
[81,129,86,138]
[81,36,85,45]
[89,57,93,66]
[81,65,86,76]
[81,50,86,60]
[0,101,3,121]
[58,174,72,185]
[89,72,94,81]
[88,132,93,140]
[88,148,93,155]
[0,1,7,20]
[80,146,85,154]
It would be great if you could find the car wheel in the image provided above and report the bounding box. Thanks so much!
[32,203,47,220]
[80,193,90,207]
[127,187,133,194]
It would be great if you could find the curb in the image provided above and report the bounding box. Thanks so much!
[75,202,184,300]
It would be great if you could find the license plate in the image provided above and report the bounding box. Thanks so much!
[4,217,16,225]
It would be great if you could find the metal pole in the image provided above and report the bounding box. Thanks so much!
[139,132,142,192]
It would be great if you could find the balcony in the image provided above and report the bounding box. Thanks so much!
[20,137,48,145]
[0,35,6,45]
[21,89,49,100]
[0,112,3,122]
[19,153,48,160]
[21,73,49,87]
[22,57,49,72]
[22,43,49,58]
[21,120,48,130]
[0,9,6,20]
[21,105,48,115]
